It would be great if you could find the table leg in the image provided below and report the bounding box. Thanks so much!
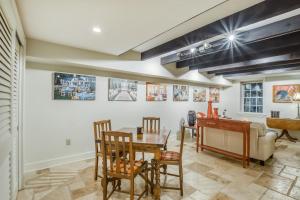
[243,132,246,168]
[196,126,199,152]
[283,129,298,142]
[276,129,298,142]
[200,126,204,151]
[276,130,285,141]
[153,151,161,200]
[247,131,250,166]
[192,129,195,138]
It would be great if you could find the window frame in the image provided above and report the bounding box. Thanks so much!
[240,81,264,114]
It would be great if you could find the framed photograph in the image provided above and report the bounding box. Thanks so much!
[209,87,220,103]
[53,72,96,100]
[108,78,137,101]
[273,84,300,103]
[193,87,206,102]
[146,83,167,101]
[173,84,189,101]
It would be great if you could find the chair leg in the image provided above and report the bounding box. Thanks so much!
[101,176,107,200]
[117,179,121,191]
[145,163,149,196]
[94,155,98,181]
[163,164,167,175]
[151,159,155,194]
[130,177,135,200]
[142,152,145,161]
[179,163,183,196]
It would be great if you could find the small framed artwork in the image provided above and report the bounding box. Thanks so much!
[108,78,137,101]
[53,72,96,100]
[273,84,300,103]
[209,87,220,103]
[146,83,167,101]
[193,87,206,102]
[173,84,189,101]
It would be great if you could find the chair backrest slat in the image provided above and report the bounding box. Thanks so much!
[143,117,160,133]
[179,125,185,159]
[108,135,114,172]
[122,136,127,174]
[115,135,121,173]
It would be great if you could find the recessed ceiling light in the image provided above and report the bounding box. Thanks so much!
[93,26,101,33]
[204,42,209,48]
[228,34,235,41]
[190,48,196,53]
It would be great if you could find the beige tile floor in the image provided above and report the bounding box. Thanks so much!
[17,133,300,200]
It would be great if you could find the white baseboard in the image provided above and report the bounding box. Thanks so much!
[24,151,94,173]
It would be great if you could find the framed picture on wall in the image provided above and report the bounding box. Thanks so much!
[173,84,189,101]
[108,78,137,101]
[193,87,206,102]
[273,84,300,103]
[146,83,167,101]
[209,87,220,103]
[53,72,96,100]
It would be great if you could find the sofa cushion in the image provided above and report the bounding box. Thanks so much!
[251,122,266,137]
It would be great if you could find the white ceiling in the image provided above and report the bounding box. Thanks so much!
[17,0,263,56]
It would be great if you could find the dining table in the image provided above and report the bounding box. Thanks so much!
[114,127,170,200]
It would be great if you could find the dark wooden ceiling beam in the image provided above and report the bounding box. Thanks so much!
[141,0,300,60]
[196,50,300,73]
[162,14,300,65]
[207,60,300,75]
[221,64,300,77]
[185,31,300,70]
[207,61,300,75]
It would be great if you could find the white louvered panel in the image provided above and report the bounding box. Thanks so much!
[0,6,12,200]
[0,111,10,121]
[0,68,10,81]
[0,84,10,93]
[0,64,11,78]
[0,78,10,88]
[0,118,9,128]
[10,36,21,200]
[0,105,9,114]
[1,52,11,67]
[0,91,9,99]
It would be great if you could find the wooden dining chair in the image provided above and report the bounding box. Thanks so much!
[93,120,112,180]
[142,117,160,133]
[101,131,148,200]
[151,125,185,196]
[141,117,161,160]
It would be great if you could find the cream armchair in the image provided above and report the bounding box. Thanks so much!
[204,122,276,165]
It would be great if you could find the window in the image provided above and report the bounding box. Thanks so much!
[241,82,263,113]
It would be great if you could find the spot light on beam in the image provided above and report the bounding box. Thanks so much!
[190,48,196,53]
[228,33,236,42]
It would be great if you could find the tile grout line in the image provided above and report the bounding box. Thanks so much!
[287,176,298,198]
[278,165,286,175]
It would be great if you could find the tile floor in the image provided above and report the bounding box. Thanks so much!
[17,133,300,200]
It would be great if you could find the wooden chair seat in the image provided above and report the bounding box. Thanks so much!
[160,151,180,161]
[112,160,144,175]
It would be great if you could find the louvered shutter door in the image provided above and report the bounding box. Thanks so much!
[0,7,13,200]
[10,36,20,198]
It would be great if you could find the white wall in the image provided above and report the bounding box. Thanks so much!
[24,67,214,172]
[221,76,300,139]
[24,64,300,172]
